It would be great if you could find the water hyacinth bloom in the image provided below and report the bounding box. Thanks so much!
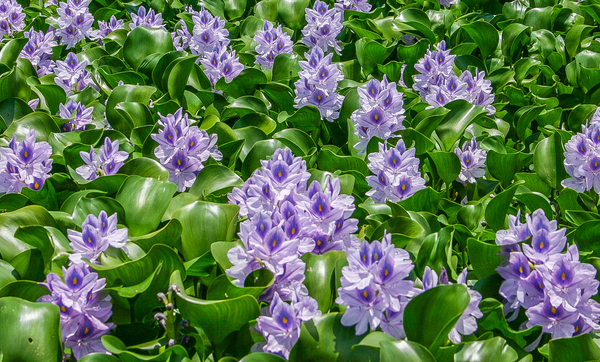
[419,267,483,343]
[75,137,129,180]
[54,52,98,95]
[0,0,25,37]
[55,0,97,48]
[351,76,406,153]
[335,0,371,12]
[0,129,53,193]
[173,6,229,56]
[496,209,600,338]
[97,15,124,40]
[455,138,487,184]
[150,108,222,192]
[439,0,457,7]
[563,115,600,193]
[38,263,114,359]
[19,29,58,76]
[58,100,94,131]
[254,20,294,69]
[336,233,415,337]
[413,41,495,115]
[301,0,343,54]
[366,140,426,203]
[199,45,244,89]
[255,292,321,359]
[294,47,344,121]
[129,6,165,31]
[67,210,128,264]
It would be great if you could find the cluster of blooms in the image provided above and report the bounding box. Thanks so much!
[336,235,482,344]
[419,266,483,343]
[173,7,229,55]
[334,0,371,12]
[0,129,53,193]
[129,6,165,31]
[439,0,457,7]
[150,108,222,192]
[455,138,487,184]
[301,0,343,54]
[336,233,415,338]
[413,41,495,115]
[67,210,128,264]
[54,52,98,95]
[199,46,244,89]
[294,47,344,121]
[19,29,58,76]
[75,137,129,181]
[366,140,426,203]
[253,20,294,69]
[351,76,406,154]
[58,100,94,132]
[0,0,25,37]
[496,209,600,338]
[55,0,97,48]
[228,147,357,358]
[97,15,124,42]
[255,292,321,359]
[39,263,114,359]
[562,109,600,193]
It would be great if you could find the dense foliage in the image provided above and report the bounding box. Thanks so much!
[2,0,600,361]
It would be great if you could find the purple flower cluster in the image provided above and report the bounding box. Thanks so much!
[254,20,294,69]
[419,267,483,343]
[255,292,321,360]
[455,138,487,184]
[186,7,229,55]
[334,0,371,12]
[563,114,600,193]
[54,52,98,95]
[129,6,165,31]
[150,108,222,192]
[366,140,426,203]
[293,47,344,122]
[0,129,53,193]
[20,29,57,76]
[199,45,244,89]
[38,263,114,359]
[67,210,128,264]
[413,41,495,115]
[439,0,457,7]
[97,15,124,40]
[59,100,94,131]
[55,0,96,48]
[336,233,415,338]
[496,209,600,339]
[301,0,343,54]
[0,0,25,37]
[75,137,129,180]
[351,76,406,154]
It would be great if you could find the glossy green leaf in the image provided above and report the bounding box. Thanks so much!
[379,340,437,362]
[123,27,175,70]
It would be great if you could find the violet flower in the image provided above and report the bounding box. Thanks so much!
[334,0,371,13]
[129,6,165,31]
[293,47,344,122]
[0,0,25,37]
[55,0,97,48]
[150,108,222,192]
[59,100,94,131]
[254,20,294,69]
[38,263,114,359]
[563,118,600,193]
[301,0,343,54]
[351,76,406,153]
[455,138,487,184]
[19,29,57,76]
[0,129,53,193]
[75,137,129,180]
[199,45,244,90]
[366,140,426,203]
[54,52,98,95]
[97,15,124,40]
[67,210,128,264]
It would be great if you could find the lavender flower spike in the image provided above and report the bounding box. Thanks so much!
[59,100,94,131]
[67,210,128,264]
[75,137,129,180]
[455,138,487,184]
[129,6,165,31]
[301,0,343,54]
[254,20,294,69]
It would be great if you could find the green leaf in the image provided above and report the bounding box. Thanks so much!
[487,151,520,182]
[105,85,156,136]
[436,100,487,151]
[4,112,60,141]
[429,151,461,185]
[172,201,240,261]
[242,139,285,178]
[277,0,310,29]
[454,337,518,362]
[302,251,345,313]
[379,340,437,362]
[468,238,501,280]
[102,335,188,361]
[78,354,121,362]
[0,297,61,362]
[207,269,273,300]
[286,105,323,132]
[477,298,542,348]
[170,270,260,350]
[501,23,531,62]
[0,98,32,127]
[118,157,171,181]
[0,38,28,67]
[0,205,58,261]
[484,183,520,232]
[273,128,316,156]
[116,176,178,236]
[404,284,470,354]
[123,26,175,70]
[549,333,600,362]
[533,132,567,190]
[240,353,287,362]
[573,220,600,256]
[317,149,369,176]
[461,21,499,60]
[128,218,183,253]
[188,165,244,200]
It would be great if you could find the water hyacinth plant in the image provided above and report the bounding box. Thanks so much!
[2,0,600,361]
